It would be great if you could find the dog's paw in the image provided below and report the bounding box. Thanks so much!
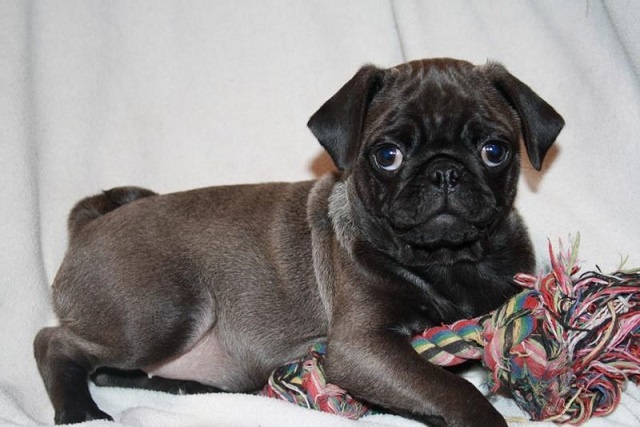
[55,405,113,425]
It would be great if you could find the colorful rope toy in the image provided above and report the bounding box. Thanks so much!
[260,238,640,424]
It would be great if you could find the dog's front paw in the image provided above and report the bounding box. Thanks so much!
[55,405,113,425]
[457,412,506,427]
[403,406,506,427]
[446,401,507,427]
[399,389,507,427]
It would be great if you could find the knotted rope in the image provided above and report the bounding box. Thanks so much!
[260,239,640,424]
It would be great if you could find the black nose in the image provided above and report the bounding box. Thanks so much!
[429,163,461,193]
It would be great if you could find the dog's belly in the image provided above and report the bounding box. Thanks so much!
[143,329,249,392]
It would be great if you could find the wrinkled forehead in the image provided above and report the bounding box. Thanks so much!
[379,60,507,117]
[389,58,476,90]
[364,61,519,144]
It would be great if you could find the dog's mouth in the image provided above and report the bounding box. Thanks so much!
[393,214,489,265]
[394,213,486,249]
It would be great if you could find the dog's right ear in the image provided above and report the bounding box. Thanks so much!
[307,65,385,171]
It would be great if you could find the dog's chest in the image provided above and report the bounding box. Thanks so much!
[392,269,498,331]
[401,293,474,333]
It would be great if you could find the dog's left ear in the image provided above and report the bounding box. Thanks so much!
[308,65,385,171]
[484,63,565,170]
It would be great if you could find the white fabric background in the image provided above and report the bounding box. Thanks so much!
[1,1,639,426]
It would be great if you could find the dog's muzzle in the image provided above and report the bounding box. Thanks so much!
[387,157,497,249]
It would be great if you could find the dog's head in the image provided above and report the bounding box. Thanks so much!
[308,58,564,265]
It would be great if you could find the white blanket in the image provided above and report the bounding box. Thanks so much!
[1,1,639,426]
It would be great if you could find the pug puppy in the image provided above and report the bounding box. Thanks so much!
[34,58,564,426]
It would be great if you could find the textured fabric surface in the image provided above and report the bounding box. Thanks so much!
[1,1,638,426]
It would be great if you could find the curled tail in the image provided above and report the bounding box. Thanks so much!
[68,186,157,239]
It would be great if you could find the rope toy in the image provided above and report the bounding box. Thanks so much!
[260,238,640,424]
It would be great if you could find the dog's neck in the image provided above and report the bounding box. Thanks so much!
[327,180,357,254]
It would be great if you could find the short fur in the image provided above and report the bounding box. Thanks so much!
[34,58,564,426]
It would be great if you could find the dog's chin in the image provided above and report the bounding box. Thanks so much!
[410,241,487,265]
[396,214,488,265]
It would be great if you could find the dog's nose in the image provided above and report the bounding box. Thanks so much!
[429,164,460,193]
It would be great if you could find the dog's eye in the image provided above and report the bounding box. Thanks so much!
[480,142,509,167]
[373,145,404,171]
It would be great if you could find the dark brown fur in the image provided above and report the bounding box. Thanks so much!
[34,58,563,426]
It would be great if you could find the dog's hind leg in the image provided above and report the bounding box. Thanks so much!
[34,327,113,424]
[91,367,224,395]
